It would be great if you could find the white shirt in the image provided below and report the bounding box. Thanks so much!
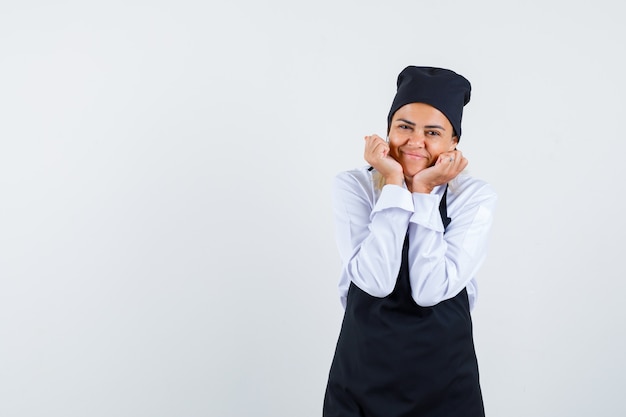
[332,166,497,311]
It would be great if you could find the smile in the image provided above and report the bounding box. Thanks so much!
[403,151,427,159]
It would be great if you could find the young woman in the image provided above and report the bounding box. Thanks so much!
[323,66,497,417]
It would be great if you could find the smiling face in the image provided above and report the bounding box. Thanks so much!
[388,102,458,177]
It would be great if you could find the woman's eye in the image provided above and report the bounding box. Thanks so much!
[399,124,411,130]
[427,130,441,136]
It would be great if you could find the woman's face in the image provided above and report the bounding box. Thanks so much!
[388,102,458,177]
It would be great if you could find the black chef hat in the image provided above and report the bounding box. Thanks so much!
[387,66,471,139]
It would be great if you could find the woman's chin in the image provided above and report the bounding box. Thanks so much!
[401,165,427,178]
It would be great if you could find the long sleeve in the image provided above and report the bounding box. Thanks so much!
[332,168,413,308]
[406,177,497,308]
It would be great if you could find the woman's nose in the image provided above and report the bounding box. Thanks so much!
[407,132,425,146]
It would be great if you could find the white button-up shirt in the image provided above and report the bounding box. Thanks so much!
[332,166,497,311]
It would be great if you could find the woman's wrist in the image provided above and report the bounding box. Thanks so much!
[384,174,404,186]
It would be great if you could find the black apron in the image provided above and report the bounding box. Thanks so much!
[323,186,484,417]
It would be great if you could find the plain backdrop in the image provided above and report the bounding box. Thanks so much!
[1,1,625,416]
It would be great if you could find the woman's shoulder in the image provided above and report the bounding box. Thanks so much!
[333,165,375,187]
[332,166,380,202]
[335,165,373,178]
[450,173,498,203]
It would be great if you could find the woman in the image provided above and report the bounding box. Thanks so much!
[323,66,497,417]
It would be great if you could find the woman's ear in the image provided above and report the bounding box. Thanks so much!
[450,136,459,150]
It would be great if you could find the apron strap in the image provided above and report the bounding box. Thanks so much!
[439,184,451,231]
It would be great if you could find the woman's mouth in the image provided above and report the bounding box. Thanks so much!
[403,151,426,159]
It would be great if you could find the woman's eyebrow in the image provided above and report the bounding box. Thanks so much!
[396,118,415,126]
[396,119,446,131]
[424,124,446,130]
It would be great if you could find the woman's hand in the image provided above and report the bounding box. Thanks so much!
[364,134,404,186]
[409,150,468,194]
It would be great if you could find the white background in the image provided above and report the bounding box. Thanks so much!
[1,1,625,416]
